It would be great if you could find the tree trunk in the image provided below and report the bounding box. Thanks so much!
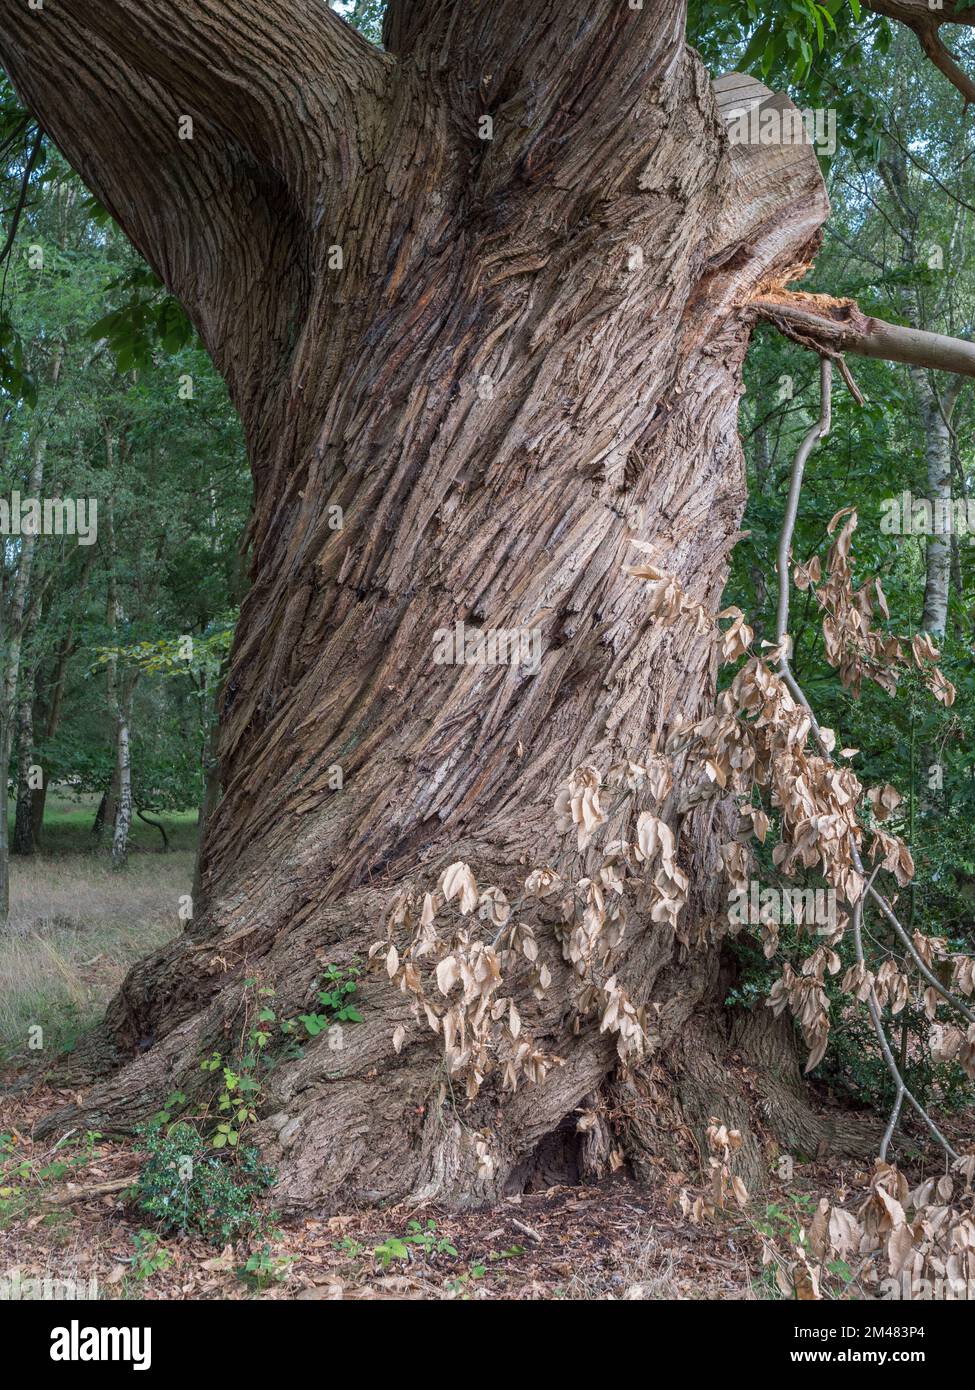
[11,609,38,856]
[192,667,224,913]
[1,1,877,1201]
[29,649,62,849]
[31,550,94,848]
[911,369,959,640]
[103,489,134,870]
[110,687,134,871]
[0,433,47,921]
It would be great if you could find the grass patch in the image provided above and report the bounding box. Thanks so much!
[1,804,193,1062]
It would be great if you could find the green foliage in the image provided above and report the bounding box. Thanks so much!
[689,0,855,82]
[86,265,196,373]
[0,1130,103,1226]
[372,1219,458,1268]
[133,1121,276,1246]
[687,0,892,161]
[90,622,236,682]
[179,968,365,1151]
[330,0,385,45]
[128,1229,173,1281]
[0,306,36,405]
[237,1243,293,1290]
[443,1262,489,1296]
[197,980,276,1150]
[293,961,363,1038]
[402,1218,458,1258]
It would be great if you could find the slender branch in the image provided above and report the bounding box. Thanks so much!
[0,128,42,268]
[771,358,963,1164]
[775,357,832,651]
[880,1080,905,1160]
[852,882,958,1163]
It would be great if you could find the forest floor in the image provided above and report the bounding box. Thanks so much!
[1,1078,877,1302]
[0,797,967,1301]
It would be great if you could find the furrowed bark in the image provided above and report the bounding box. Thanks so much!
[2,5,878,1201]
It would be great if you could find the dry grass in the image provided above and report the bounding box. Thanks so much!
[0,851,188,1062]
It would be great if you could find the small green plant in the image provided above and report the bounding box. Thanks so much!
[293,962,363,1038]
[195,980,283,1148]
[404,1218,458,1258]
[444,1263,486,1295]
[129,1229,173,1280]
[752,1193,842,1299]
[373,1218,457,1268]
[237,1243,293,1291]
[194,970,364,1151]
[0,1130,104,1227]
[133,1121,275,1246]
[152,1091,188,1126]
[372,1235,410,1268]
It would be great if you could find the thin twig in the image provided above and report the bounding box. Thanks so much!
[0,128,42,266]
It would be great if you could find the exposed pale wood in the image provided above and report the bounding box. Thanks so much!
[752,291,975,379]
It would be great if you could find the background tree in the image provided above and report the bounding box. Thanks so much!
[0,135,249,914]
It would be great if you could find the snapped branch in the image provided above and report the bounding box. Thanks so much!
[752,291,975,381]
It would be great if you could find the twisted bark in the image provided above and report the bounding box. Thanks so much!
[1,4,881,1203]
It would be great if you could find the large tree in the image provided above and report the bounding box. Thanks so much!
[3,0,974,1208]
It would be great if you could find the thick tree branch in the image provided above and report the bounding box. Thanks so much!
[752,291,975,380]
[383,0,688,196]
[0,1,391,432]
[0,1,390,188]
[865,1,975,105]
